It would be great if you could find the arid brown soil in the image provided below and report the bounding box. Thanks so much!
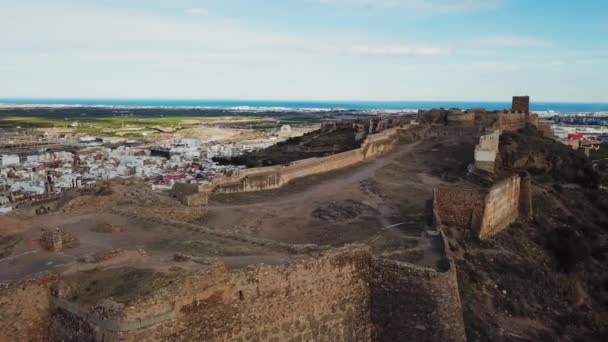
[448,128,608,341]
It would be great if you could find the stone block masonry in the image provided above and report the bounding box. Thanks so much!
[511,96,530,113]
[0,272,58,342]
[479,175,521,240]
[49,246,374,342]
[474,129,500,174]
[206,126,408,195]
[371,232,466,342]
[434,174,529,240]
[171,183,209,206]
[1,242,468,341]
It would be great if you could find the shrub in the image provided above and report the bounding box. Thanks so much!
[545,228,591,272]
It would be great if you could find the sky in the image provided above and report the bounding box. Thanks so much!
[0,0,607,102]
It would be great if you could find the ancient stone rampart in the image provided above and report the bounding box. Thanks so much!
[171,183,209,206]
[207,126,407,194]
[479,175,521,240]
[1,240,468,341]
[0,272,58,342]
[474,129,500,173]
[371,231,466,342]
[433,187,487,231]
[434,174,527,240]
[49,246,373,342]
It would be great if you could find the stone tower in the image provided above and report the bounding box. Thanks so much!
[512,96,530,113]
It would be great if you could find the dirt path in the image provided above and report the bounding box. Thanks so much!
[202,141,446,269]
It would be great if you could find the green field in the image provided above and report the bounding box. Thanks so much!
[0,115,262,136]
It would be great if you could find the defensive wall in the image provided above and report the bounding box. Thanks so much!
[371,230,466,342]
[474,129,500,174]
[204,126,407,194]
[0,272,58,342]
[1,240,466,341]
[171,183,209,206]
[434,174,529,240]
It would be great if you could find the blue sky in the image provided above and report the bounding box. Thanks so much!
[0,0,607,101]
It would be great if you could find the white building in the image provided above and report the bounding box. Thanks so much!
[1,155,20,166]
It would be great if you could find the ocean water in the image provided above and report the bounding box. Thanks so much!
[1,98,608,113]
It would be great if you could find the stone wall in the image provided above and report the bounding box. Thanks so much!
[479,175,521,240]
[433,187,487,231]
[172,183,209,206]
[0,272,58,342]
[435,174,526,240]
[511,96,530,113]
[474,129,500,174]
[208,126,406,194]
[49,246,373,342]
[371,232,466,342]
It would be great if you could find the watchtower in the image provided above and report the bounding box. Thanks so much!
[511,96,530,113]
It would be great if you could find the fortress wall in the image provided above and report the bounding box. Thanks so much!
[435,175,522,240]
[479,175,521,240]
[371,234,466,341]
[496,112,529,132]
[0,272,58,342]
[474,129,500,174]
[209,126,406,195]
[433,188,487,231]
[281,149,364,184]
[49,246,373,342]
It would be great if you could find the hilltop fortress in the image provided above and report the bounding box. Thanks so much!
[0,96,551,341]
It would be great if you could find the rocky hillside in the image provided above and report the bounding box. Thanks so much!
[498,127,599,187]
[445,127,608,341]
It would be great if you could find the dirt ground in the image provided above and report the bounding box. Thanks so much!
[204,138,476,268]
[0,136,475,283]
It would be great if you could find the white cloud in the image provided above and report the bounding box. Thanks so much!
[185,8,209,15]
[312,0,502,13]
[0,2,449,58]
[349,45,450,57]
[475,35,552,48]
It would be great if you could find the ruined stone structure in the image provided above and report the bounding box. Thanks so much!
[1,242,466,342]
[434,174,530,240]
[416,96,548,135]
[0,272,58,341]
[205,126,408,194]
[474,129,500,174]
[371,244,465,341]
[171,182,209,206]
[511,96,530,113]
[39,227,78,252]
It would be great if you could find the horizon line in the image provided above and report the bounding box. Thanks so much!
[2,97,608,104]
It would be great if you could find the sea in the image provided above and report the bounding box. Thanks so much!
[1,98,608,114]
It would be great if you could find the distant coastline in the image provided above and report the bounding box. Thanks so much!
[1,98,608,114]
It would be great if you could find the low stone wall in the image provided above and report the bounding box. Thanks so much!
[172,183,209,206]
[479,175,520,240]
[2,242,469,341]
[208,126,406,194]
[434,174,526,240]
[0,272,58,342]
[474,129,500,174]
[434,187,487,231]
[371,231,466,342]
[49,246,373,342]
